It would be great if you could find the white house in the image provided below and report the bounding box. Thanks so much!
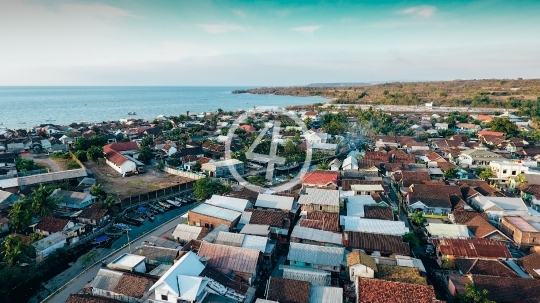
[457,147,505,167]
[304,130,330,144]
[434,123,448,130]
[329,158,341,171]
[342,156,359,170]
[489,161,529,180]
[347,250,377,281]
[470,196,530,227]
[33,232,67,262]
[162,142,177,157]
[103,144,137,175]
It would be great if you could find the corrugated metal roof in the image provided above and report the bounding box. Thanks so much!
[280,265,331,286]
[255,193,294,211]
[343,216,408,235]
[426,223,470,238]
[239,211,252,225]
[288,242,344,267]
[206,195,250,212]
[241,235,268,252]
[191,203,241,222]
[347,195,378,217]
[91,268,122,291]
[291,225,342,245]
[202,224,230,243]
[32,232,67,252]
[172,224,203,242]
[505,216,539,232]
[18,169,87,186]
[198,242,260,275]
[149,251,205,296]
[239,224,270,236]
[215,231,245,247]
[350,184,384,192]
[309,285,343,303]
[148,264,172,277]
[0,178,18,189]
[298,188,340,206]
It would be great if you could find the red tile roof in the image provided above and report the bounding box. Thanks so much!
[517,252,540,278]
[267,277,311,303]
[431,237,511,259]
[345,231,410,256]
[245,208,291,229]
[35,216,69,233]
[299,218,323,230]
[364,205,394,221]
[454,258,518,277]
[357,278,440,303]
[66,294,124,303]
[301,170,338,186]
[464,216,501,238]
[103,147,129,166]
[113,273,152,298]
[398,171,431,187]
[471,275,540,302]
[306,211,339,232]
[478,130,506,137]
[105,141,138,152]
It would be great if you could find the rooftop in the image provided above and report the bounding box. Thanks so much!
[425,223,470,238]
[343,216,408,235]
[309,285,343,303]
[288,242,344,267]
[301,170,338,186]
[375,264,427,285]
[239,223,271,236]
[109,253,146,269]
[431,237,512,258]
[172,224,203,242]
[190,203,241,222]
[206,194,250,212]
[267,277,311,303]
[344,231,411,256]
[504,216,540,232]
[291,225,342,245]
[356,278,439,303]
[298,188,340,206]
[255,193,294,211]
[198,242,260,275]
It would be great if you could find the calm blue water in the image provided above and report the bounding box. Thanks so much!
[0,87,325,129]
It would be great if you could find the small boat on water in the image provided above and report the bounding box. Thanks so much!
[149,204,165,213]
[113,223,131,231]
[166,199,181,207]
[93,235,116,248]
[158,201,171,209]
[128,112,137,115]
[105,227,123,237]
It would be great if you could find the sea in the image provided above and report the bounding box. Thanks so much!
[0,86,326,130]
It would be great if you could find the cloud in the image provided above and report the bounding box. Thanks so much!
[399,6,436,18]
[232,9,246,18]
[198,24,246,34]
[59,3,134,19]
[291,25,321,35]
[276,9,291,17]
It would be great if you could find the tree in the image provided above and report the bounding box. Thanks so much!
[193,178,228,201]
[459,283,495,303]
[14,156,41,172]
[191,161,202,172]
[74,137,90,151]
[247,175,268,186]
[7,201,32,232]
[137,146,154,164]
[163,121,174,130]
[232,151,247,163]
[90,184,106,199]
[411,212,427,225]
[284,140,296,155]
[402,232,419,247]
[304,117,313,128]
[444,167,458,179]
[28,184,60,217]
[74,150,87,162]
[489,117,518,136]
[102,196,116,210]
[86,146,103,162]
[88,135,106,147]
[140,137,153,147]
[478,168,495,180]
[80,249,98,266]
[221,128,229,136]
[1,235,35,265]
[317,160,330,170]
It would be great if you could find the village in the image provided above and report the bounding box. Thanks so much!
[2,104,540,303]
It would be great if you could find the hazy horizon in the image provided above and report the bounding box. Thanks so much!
[1,0,539,86]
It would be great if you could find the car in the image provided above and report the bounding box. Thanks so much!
[426,244,435,255]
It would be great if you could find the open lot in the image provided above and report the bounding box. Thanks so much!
[85,161,194,198]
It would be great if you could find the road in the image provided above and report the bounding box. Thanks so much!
[41,203,196,303]
[23,154,61,172]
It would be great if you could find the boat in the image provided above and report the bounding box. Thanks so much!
[149,204,165,213]
[92,235,116,248]
[113,223,131,231]
[137,206,154,221]
[104,227,123,237]
[128,112,137,115]
[166,199,181,207]
[45,118,56,122]
[158,201,171,209]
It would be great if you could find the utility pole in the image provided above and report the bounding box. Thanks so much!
[126,228,132,253]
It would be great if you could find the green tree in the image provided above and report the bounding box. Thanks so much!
[459,283,495,303]
[317,160,330,170]
[102,196,116,210]
[74,137,90,151]
[140,137,153,147]
[86,146,104,162]
[489,117,518,136]
[88,135,106,147]
[304,117,313,128]
[191,161,202,172]
[74,150,88,162]
[411,212,427,225]
[137,146,154,164]
[284,140,296,155]
[232,151,247,163]
[193,178,228,201]
[1,235,35,265]
[478,168,495,180]
[444,167,458,179]
[402,232,419,247]
[163,121,174,130]
[7,201,32,232]
[28,184,60,217]
[247,175,268,186]
[90,184,106,199]
[14,156,41,172]
[221,128,229,136]
[80,249,98,266]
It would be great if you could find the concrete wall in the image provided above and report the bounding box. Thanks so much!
[188,211,239,229]
[164,167,204,180]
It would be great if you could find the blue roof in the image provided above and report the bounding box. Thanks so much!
[95,235,109,243]
[138,206,147,212]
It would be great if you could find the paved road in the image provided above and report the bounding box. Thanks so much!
[41,203,196,303]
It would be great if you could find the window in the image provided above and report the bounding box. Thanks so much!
[533,237,537,243]
[161,294,168,301]
[204,222,210,228]
[305,262,311,266]
[503,169,507,174]
[512,171,517,175]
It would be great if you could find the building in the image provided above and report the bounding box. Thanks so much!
[103,143,137,175]
[347,250,377,280]
[430,237,512,262]
[188,203,241,229]
[172,224,205,244]
[298,188,340,213]
[344,231,411,256]
[50,188,97,209]
[78,204,110,227]
[201,159,244,177]
[290,225,342,246]
[198,242,260,285]
[350,184,385,196]
[342,156,359,170]
[90,268,152,303]
[34,216,73,236]
[287,242,344,273]
[356,278,439,303]
[107,253,146,273]
[342,216,409,236]
[457,148,505,167]
[33,232,67,262]
[311,142,338,155]
[470,196,529,226]
[254,193,294,212]
[405,184,463,218]
[489,160,529,181]
[309,285,343,303]
[205,195,250,212]
[425,223,469,238]
[266,277,311,303]
[301,170,339,189]
[134,245,179,266]
[500,216,540,249]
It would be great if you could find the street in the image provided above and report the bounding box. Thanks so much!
[39,203,196,303]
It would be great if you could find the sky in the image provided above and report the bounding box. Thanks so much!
[1,0,539,86]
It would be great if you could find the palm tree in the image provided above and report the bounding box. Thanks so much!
[412,212,427,225]
[1,235,34,265]
[29,185,60,217]
[90,184,105,198]
[8,201,32,232]
[479,168,495,181]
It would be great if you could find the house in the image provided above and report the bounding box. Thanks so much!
[103,144,137,176]
[457,148,505,167]
[287,242,344,273]
[347,250,377,280]
[430,237,511,262]
[198,242,260,284]
[517,252,540,278]
[470,196,529,226]
[50,188,97,209]
[290,225,342,246]
[394,171,431,188]
[434,123,448,130]
[405,184,463,218]
[301,171,338,189]
[244,208,292,240]
[425,223,469,238]
[205,195,250,212]
[255,193,294,212]
[91,268,152,303]
[134,245,179,266]
[162,142,177,157]
[375,264,426,285]
[34,216,73,236]
[309,285,342,303]
[448,274,540,303]
[0,189,20,206]
[461,215,512,241]
[311,143,337,155]
[489,160,529,181]
[341,156,359,170]
[172,224,205,244]
[201,159,244,177]
[356,278,439,303]
[107,253,147,273]
[303,130,329,143]
[500,216,540,249]
[78,203,110,227]
[350,184,385,196]
[148,251,208,303]
[298,188,340,213]
[455,123,481,133]
[328,158,341,171]
[364,204,394,221]
[66,294,124,303]
[33,232,67,262]
[347,195,379,217]
[188,203,241,229]
[342,216,408,236]
[266,277,311,303]
[454,258,519,277]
